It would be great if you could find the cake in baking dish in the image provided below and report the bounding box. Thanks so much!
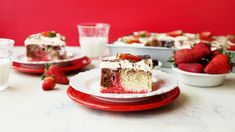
[24,31,67,61]
[100,53,153,94]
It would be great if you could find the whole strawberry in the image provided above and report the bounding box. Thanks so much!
[204,54,231,74]
[44,65,69,84]
[192,43,211,59]
[42,76,56,91]
[178,63,204,73]
[174,49,196,65]
[210,49,221,59]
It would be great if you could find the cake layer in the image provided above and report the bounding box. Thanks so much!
[26,44,66,61]
[100,68,152,94]
[24,31,67,61]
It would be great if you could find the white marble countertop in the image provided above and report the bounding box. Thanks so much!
[0,47,235,132]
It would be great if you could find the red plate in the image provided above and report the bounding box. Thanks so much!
[12,56,91,74]
[67,86,180,112]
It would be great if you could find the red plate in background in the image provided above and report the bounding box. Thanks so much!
[67,86,180,112]
[12,56,91,74]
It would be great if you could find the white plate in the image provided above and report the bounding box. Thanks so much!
[69,69,178,103]
[13,47,85,65]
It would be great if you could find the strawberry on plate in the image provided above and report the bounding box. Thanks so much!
[178,63,204,73]
[204,54,232,74]
[43,64,69,84]
[167,30,183,37]
[42,76,56,91]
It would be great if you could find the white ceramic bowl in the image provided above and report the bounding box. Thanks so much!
[172,66,228,87]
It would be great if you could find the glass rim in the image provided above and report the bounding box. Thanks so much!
[0,38,15,46]
[77,23,110,28]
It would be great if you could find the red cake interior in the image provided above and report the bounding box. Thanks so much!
[100,69,148,94]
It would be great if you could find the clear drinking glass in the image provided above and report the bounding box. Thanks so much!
[78,23,110,58]
[0,38,14,91]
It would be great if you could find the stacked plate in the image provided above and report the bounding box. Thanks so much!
[12,47,91,74]
[67,69,180,112]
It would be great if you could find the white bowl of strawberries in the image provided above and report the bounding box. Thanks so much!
[172,42,233,87]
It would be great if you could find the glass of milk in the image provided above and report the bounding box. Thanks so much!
[0,38,14,92]
[78,23,110,58]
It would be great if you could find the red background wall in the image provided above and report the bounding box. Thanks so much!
[1,0,235,46]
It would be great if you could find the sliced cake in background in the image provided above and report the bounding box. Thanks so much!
[100,53,153,94]
[24,31,67,61]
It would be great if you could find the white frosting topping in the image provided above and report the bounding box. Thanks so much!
[156,33,175,41]
[100,56,152,72]
[211,36,229,48]
[24,32,66,46]
[116,33,200,49]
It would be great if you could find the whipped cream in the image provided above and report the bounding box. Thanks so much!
[156,33,175,41]
[211,36,229,48]
[100,56,152,72]
[24,33,66,46]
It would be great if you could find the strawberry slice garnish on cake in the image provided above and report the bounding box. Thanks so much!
[41,31,57,37]
[121,36,140,44]
[227,34,235,41]
[226,34,235,51]
[118,53,142,62]
[227,45,235,51]
[133,31,150,38]
[199,31,214,41]
[167,30,183,37]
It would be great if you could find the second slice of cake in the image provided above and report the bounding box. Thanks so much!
[24,31,67,61]
[100,53,153,94]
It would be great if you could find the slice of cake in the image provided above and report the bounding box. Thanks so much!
[100,53,153,94]
[24,31,67,61]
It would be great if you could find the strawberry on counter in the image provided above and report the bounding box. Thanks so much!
[42,64,69,85]
[42,76,56,91]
